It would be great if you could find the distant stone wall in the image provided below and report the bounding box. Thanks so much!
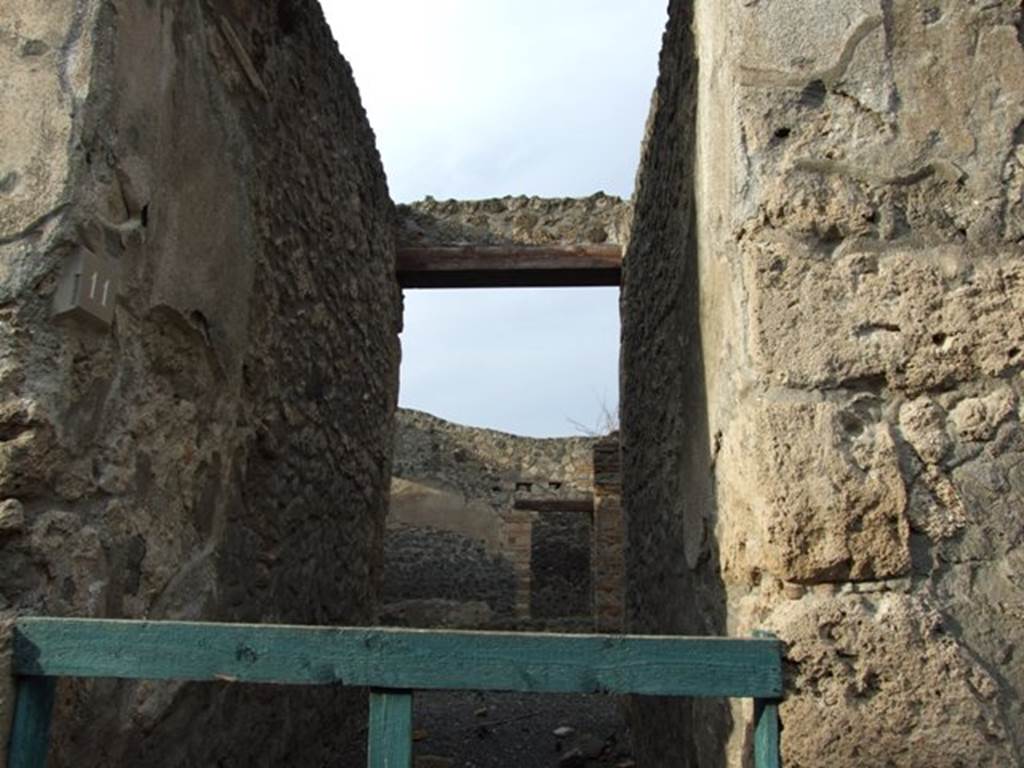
[622,1,1024,766]
[531,511,591,619]
[0,2,400,765]
[382,525,517,618]
[387,410,598,628]
[397,193,632,247]
[591,435,625,633]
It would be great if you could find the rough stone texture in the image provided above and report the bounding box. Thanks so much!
[591,436,625,633]
[397,194,632,247]
[622,0,1024,765]
[620,1,729,764]
[766,593,1010,767]
[1,1,400,765]
[388,409,596,627]
[382,524,517,620]
[379,598,494,630]
[389,477,505,553]
[393,410,594,501]
[531,511,591,619]
[502,509,535,620]
[720,400,910,585]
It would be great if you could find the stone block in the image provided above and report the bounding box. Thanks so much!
[767,594,1015,767]
[745,241,1024,392]
[721,399,909,584]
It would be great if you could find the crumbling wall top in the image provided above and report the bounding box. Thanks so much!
[393,408,596,506]
[397,193,632,247]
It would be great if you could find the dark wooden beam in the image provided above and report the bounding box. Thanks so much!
[514,497,594,514]
[396,244,622,288]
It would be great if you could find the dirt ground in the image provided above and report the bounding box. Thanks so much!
[409,690,635,768]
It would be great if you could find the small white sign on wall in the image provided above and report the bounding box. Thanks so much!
[52,247,120,328]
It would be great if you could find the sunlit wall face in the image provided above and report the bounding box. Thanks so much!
[322,1,667,437]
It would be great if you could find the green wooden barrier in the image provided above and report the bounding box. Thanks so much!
[6,618,782,767]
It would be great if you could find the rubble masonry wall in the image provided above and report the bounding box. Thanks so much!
[0,2,400,764]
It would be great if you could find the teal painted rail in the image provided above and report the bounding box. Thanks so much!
[6,618,782,767]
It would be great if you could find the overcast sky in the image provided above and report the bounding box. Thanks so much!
[322,1,667,437]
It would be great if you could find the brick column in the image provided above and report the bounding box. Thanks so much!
[592,435,625,632]
[501,510,534,621]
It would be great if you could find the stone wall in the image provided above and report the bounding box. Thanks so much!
[531,511,591,619]
[387,409,597,628]
[0,2,400,765]
[382,524,517,621]
[620,2,724,763]
[592,435,625,633]
[622,0,1024,766]
[397,193,632,247]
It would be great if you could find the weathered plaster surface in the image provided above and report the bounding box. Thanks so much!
[623,0,1024,765]
[0,1,400,764]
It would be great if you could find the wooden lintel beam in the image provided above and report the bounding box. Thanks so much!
[396,244,622,288]
[513,497,594,514]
